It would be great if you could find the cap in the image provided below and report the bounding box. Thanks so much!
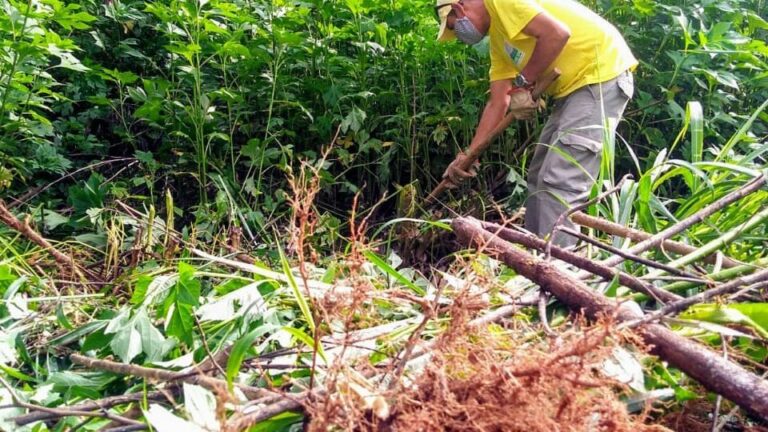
[436,0,459,42]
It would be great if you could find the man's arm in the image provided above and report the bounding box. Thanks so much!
[519,12,570,84]
[466,79,512,155]
[440,80,511,187]
[467,13,570,155]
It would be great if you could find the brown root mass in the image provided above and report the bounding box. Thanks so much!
[309,318,669,432]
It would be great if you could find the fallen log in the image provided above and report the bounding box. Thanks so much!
[479,221,682,303]
[453,216,768,420]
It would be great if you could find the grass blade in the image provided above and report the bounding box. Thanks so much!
[363,250,425,295]
[277,241,315,332]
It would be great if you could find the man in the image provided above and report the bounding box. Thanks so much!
[435,0,637,247]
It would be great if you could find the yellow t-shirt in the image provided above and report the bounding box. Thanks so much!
[486,0,638,98]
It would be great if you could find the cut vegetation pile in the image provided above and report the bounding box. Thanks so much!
[0,0,766,430]
[1,164,768,431]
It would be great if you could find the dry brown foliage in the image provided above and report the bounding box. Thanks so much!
[388,325,658,432]
[308,316,669,432]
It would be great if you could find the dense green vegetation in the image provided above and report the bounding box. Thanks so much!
[0,0,766,430]
[2,0,765,223]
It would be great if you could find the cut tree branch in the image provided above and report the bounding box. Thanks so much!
[479,221,681,303]
[0,376,141,428]
[454,216,768,420]
[0,200,99,281]
[70,354,272,400]
[14,390,175,426]
[571,212,742,268]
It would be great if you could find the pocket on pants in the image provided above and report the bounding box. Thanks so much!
[541,132,602,195]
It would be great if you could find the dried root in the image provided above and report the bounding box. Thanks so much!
[308,319,669,432]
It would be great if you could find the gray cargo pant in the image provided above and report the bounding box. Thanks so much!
[524,71,634,247]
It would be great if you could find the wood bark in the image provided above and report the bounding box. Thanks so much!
[479,221,681,303]
[454,216,768,420]
[0,200,99,281]
[571,212,743,268]
[14,390,173,426]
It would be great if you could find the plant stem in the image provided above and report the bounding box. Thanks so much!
[584,172,766,273]
[649,204,768,275]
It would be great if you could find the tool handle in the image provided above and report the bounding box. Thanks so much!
[425,69,561,204]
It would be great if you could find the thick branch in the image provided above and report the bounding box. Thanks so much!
[479,221,681,303]
[454,216,768,420]
[70,354,271,400]
[14,390,174,426]
[0,200,97,280]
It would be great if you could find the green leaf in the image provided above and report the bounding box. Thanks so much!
[50,320,107,346]
[363,250,425,295]
[340,106,366,133]
[277,243,315,331]
[0,363,36,382]
[680,304,768,338]
[183,384,218,430]
[282,326,326,363]
[248,412,303,431]
[48,371,114,389]
[727,303,768,334]
[143,404,203,431]
[164,263,200,346]
[225,328,261,391]
[110,324,142,363]
[134,310,173,362]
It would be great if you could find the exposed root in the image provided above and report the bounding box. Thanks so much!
[308,316,668,432]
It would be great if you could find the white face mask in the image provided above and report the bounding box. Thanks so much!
[454,16,484,45]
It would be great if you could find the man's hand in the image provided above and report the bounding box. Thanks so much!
[442,151,480,188]
[507,87,539,120]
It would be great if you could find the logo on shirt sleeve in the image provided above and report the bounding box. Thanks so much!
[504,42,525,66]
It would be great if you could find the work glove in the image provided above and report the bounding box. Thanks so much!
[442,151,480,188]
[507,87,539,120]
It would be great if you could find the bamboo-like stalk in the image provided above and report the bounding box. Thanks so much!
[577,173,766,275]
[571,212,742,268]
[646,204,768,277]
[558,226,703,280]
[639,257,768,300]
[627,268,768,328]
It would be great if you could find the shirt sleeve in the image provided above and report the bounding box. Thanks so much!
[490,0,545,40]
